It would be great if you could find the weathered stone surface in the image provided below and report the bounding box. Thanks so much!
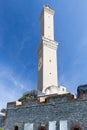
[2,93,87,130]
[0,115,5,127]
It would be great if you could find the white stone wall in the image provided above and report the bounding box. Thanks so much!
[59,120,68,130]
[37,6,58,93]
[40,14,44,39]
[44,11,54,40]
[24,123,33,130]
[40,6,54,40]
[49,121,56,130]
[43,43,58,92]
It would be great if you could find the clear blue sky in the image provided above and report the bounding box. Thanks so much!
[0,0,87,110]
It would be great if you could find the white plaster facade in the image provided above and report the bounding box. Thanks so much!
[37,6,58,93]
[37,6,67,94]
[40,6,54,40]
[45,85,67,95]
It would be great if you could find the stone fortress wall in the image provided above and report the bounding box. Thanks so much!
[0,115,5,128]
[2,89,87,130]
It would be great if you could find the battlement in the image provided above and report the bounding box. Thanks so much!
[7,90,87,110]
[5,91,87,130]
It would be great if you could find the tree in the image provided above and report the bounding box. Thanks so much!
[1,108,6,114]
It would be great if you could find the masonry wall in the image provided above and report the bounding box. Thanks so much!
[0,116,5,128]
[5,93,87,130]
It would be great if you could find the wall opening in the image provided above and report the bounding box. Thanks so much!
[71,125,82,130]
[14,126,19,130]
[39,126,46,130]
[74,128,79,130]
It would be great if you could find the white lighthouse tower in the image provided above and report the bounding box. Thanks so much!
[37,6,66,94]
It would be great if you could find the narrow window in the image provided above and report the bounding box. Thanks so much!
[48,26,50,29]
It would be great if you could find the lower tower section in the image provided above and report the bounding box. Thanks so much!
[37,37,58,93]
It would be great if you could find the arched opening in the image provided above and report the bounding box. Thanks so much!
[14,126,19,130]
[39,126,46,130]
[71,125,82,130]
[74,128,80,130]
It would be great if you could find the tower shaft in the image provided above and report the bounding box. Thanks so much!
[37,6,58,93]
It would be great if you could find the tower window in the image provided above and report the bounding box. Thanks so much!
[62,88,65,91]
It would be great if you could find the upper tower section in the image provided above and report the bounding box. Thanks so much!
[40,5,54,40]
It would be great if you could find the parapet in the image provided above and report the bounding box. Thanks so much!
[7,101,22,109]
[7,92,75,109]
[7,84,87,110]
[77,84,87,99]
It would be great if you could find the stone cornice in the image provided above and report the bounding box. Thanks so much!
[37,37,58,54]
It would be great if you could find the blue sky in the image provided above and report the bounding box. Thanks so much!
[0,0,87,110]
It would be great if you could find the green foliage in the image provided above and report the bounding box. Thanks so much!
[18,94,37,102]
[18,90,38,102]
[1,108,6,113]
